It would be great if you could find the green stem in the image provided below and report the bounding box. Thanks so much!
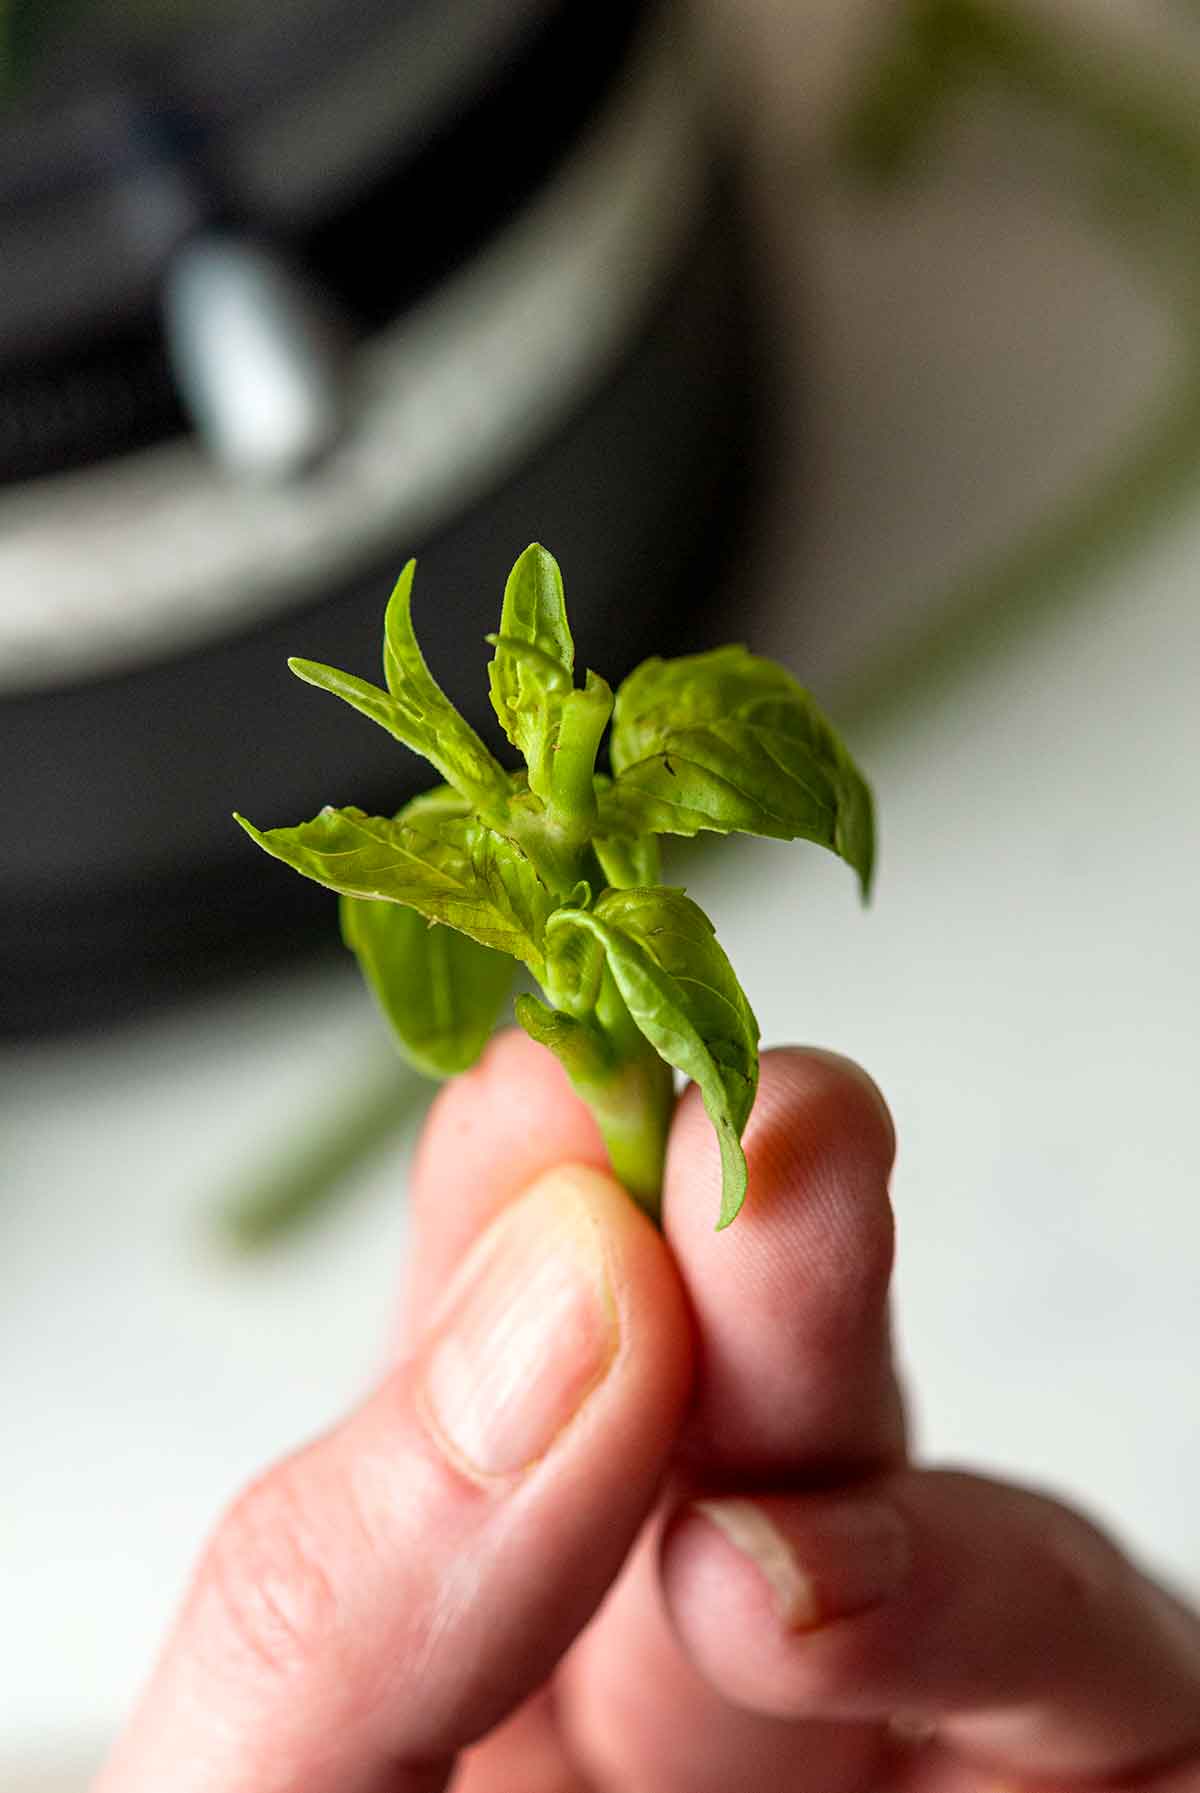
[548,674,613,842]
[583,1047,675,1222]
[216,1057,428,1249]
[588,965,674,1221]
[842,314,1200,737]
[501,675,614,898]
[518,819,589,900]
[845,0,1200,195]
[514,986,674,1222]
[837,0,1200,742]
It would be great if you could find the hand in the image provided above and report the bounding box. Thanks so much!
[97,1036,1200,1793]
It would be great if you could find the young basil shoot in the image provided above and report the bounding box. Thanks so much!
[234,546,875,1229]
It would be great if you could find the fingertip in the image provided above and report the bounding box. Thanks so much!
[665,1045,895,1239]
[795,1048,897,1168]
[417,1026,594,1159]
[537,1161,695,1433]
[416,1159,693,1487]
[405,1030,610,1339]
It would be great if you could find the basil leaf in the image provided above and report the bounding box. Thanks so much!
[605,646,875,896]
[514,992,611,1078]
[284,657,398,735]
[289,561,508,810]
[549,887,760,1228]
[381,561,509,801]
[487,543,574,802]
[341,895,512,1079]
[390,781,475,826]
[543,905,606,1019]
[234,800,552,974]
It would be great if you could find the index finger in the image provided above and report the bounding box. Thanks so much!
[664,1046,904,1474]
[553,1047,905,1793]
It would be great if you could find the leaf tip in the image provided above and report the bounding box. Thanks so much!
[856,829,877,905]
[382,559,419,649]
[286,655,324,689]
[715,1139,749,1229]
[714,1189,745,1231]
[233,811,277,860]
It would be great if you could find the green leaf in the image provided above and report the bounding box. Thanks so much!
[548,887,760,1227]
[382,561,509,802]
[234,796,553,974]
[514,992,611,1079]
[487,544,574,802]
[341,895,512,1079]
[289,562,508,809]
[543,901,606,1018]
[604,646,875,896]
[285,657,399,735]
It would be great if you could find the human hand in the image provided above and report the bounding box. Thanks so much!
[97,1035,1200,1793]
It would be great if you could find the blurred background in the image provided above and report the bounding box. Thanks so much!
[2,0,1199,1780]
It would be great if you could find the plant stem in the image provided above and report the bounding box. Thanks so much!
[580,1045,675,1223]
[837,0,1200,746]
[548,674,613,839]
[844,0,1200,196]
[589,965,675,1221]
[216,1057,428,1249]
[514,981,675,1222]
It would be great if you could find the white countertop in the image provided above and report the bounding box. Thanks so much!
[5,3,1199,1782]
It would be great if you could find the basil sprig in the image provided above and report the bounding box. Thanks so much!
[236,546,874,1227]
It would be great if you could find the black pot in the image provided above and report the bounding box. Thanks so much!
[0,0,766,1034]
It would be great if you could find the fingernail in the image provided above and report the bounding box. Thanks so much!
[692,1496,910,1630]
[420,1166,619,1479]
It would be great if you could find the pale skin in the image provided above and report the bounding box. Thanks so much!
[98,1035,1200,1793]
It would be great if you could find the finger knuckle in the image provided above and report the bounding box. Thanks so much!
[203,1462,345,1683]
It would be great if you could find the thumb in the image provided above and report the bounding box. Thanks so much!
[97,1165,693,1793]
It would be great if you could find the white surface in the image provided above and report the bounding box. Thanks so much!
[5,4,1200,1781]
